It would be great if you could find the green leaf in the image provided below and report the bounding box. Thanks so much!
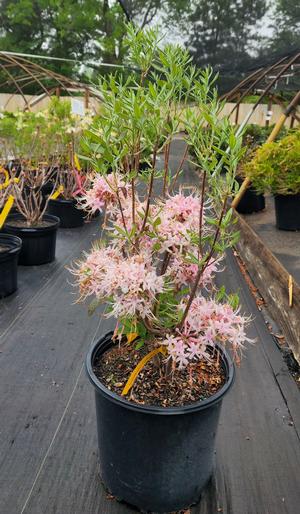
[88,298,101,316]
[135,340,145,350]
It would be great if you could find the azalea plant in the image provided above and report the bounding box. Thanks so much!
[73,25,252,397]
[7,160,60,226]
[0,98,93,164]
[0,98,94,223]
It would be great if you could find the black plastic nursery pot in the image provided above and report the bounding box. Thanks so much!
[236,177,265,215]
[274,194,300,231]
[3,214,60,266]
[0,234,22,297]
[236,187,265,214]
[47,198,84,228]
[86,333,235,513]
[41,181,55,210]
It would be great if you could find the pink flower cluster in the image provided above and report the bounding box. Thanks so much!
[161,296,253,368]
[114,196,146,235]
[166,253,220,288]
[80,173,128,213]
[73,181,251,371]
[154,192,207,251]
[73,246,164,319]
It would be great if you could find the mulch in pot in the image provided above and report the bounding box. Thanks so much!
[93,341,226,408]
[7,219,56,229]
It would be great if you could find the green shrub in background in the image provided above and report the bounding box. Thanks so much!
[242,123,289,148]
[243,130,300,195]
[0,98,92,164]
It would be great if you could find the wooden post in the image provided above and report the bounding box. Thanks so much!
[235,94,241,126]
[84,88,89,109]
[266,97,272,127]
[55,87,60,98]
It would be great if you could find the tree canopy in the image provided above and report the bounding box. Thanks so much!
[0,0,298,86]
[270,0,300,53]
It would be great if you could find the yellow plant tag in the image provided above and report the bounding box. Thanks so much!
[288,274,293,308]
[0,195,14,229]
[127,332,139,344]
[122,346,164,396]
[74,153,81,171]
[0,168,10,190]
[50,185,64,200]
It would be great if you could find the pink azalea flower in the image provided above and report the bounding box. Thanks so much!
[161,296,253,368]
[79,173,129,214]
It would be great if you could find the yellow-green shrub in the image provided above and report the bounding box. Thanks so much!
[244,130,300,195]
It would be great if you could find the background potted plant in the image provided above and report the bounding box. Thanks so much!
[242,123,288,149]
[0,175,22,296]
[71,26,252,514]
[0,114,61,266]
[234,123,294,215]
[0,99,92,229]
[2,159,60,266]
[44,97,92,228]
[235,173,266,214]
[235,145,265,215]
[46,156,86,228]
[244,130,300,230]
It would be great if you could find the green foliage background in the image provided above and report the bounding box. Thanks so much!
[0,0,298,93]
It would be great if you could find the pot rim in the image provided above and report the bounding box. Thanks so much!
[0,233,22,260]
[48,197,79,205]
[274,193,300,198]
[86,331,235,415]
[4,213,60,233]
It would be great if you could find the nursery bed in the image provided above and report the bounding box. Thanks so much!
[242,194,300,285]
[0,139,300,514]
[236,194,300,366]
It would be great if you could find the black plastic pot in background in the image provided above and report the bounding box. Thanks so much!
[47,198,84,228]
[274,194,300,231]
[139,160,149,171]
[3,214,60,266]
[236,177,265,214]
[41,181,56,210]
[0,234,22,297]
[86,333,235,513]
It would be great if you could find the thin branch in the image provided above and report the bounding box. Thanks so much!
[115,187,129,236]
[140,1,158,29]
[116,0,131,22]
[178,194,229,330]
[131,177,136,226]
[160,250,172,276]
[139,143,158,234]
[143,317,167,337]
[170,144,188,193]
[162,141,171,198]
[198,169,206,256]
